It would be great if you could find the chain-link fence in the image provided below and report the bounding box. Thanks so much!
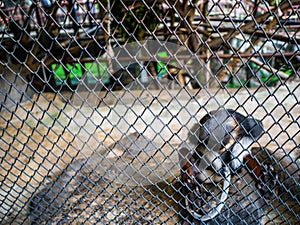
[0,0,299,224]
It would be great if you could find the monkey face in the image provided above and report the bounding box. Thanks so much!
[195,109,264,173]
[198,109,264,147]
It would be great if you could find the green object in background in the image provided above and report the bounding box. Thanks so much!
[66,63,83,85]
[84,61,110,84]
[52,61,111,86]
[52,63,83,85]
[157,51,168,78]
[84,62,99,84]
[249,61,282,87]
[52,64,66,85]
[85,62,99,77]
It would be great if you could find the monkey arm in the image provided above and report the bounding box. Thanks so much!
[244,154,263,182]
[243,154,279,200]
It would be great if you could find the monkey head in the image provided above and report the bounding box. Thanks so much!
[181,109,279,199]
[194,109,264,173]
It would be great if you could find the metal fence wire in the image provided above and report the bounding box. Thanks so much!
[0,0,299,224]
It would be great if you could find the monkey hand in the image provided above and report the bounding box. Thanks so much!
[256,164,279,200]
[182,161,213,215]
[185,186,212,215]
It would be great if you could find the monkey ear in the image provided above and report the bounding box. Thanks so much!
[240,117,264,139]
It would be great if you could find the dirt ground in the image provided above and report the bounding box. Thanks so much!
[0,81,299,224]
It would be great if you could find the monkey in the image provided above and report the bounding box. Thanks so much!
[180,109,279,223]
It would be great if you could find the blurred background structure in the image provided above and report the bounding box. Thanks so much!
[0,0,299,224]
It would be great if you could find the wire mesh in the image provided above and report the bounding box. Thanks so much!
[0,0,299,224]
